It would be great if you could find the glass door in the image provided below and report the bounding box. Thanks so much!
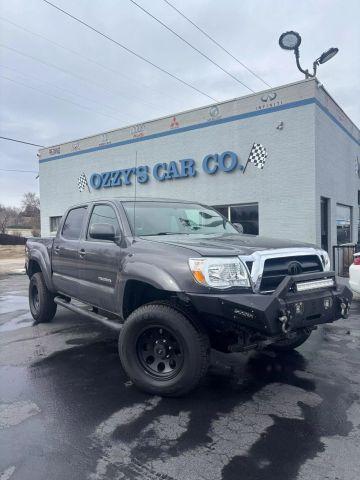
[320,197,329,252]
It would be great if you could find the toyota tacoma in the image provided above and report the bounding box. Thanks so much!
[25,198,352,396]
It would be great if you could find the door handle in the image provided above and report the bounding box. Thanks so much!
[79,248,86,258]
[54,245,60,254]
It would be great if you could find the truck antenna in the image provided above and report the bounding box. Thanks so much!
[133,151,137,240]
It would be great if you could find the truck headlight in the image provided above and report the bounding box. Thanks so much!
[188,257,251,289]
[317,249,331,271]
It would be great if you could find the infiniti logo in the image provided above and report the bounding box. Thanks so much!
[288,261,302,275]
[261,92,277,102]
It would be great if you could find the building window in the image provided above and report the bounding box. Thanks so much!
[213,203,259,235]
[336,204,352,244]
[50,216,62,234]
[212,205,230,220]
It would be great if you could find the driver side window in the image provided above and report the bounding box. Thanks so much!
[87,204,120,239]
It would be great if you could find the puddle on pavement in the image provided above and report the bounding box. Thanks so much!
[0,294,33,332]
[0,311,33,332]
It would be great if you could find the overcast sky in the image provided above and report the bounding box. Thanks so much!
[0,0,359,207]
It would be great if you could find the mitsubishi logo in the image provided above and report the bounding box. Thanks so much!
[261,92,277,102]
[288,261,302,275]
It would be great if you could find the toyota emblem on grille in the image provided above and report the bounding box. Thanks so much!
[288,261,302,275]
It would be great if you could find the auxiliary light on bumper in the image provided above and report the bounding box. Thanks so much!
[296,278,334,292]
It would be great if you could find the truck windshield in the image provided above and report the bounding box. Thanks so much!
[122,201,237,236]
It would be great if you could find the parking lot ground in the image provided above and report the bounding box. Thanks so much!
[0,273,360,480]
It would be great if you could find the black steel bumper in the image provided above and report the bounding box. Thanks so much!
[188,272,353,336]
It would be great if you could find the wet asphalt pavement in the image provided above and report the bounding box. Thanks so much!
[0,273,360,480]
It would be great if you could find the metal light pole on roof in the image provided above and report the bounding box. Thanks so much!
[278,30,339,78]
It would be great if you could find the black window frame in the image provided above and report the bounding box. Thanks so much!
[86,202,122,242]
[61,206,88,241]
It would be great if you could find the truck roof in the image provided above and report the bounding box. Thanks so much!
[68,198,202,209]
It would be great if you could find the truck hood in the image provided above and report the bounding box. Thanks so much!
[140,233,317,257]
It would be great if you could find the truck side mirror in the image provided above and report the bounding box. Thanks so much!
[232,222,244,233]
[89,223,116,242]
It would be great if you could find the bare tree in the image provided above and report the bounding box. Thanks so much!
[21,192,40,216]
[0,205,18,234]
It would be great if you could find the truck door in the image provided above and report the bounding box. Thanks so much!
[52,205,88,298]
[77,202,123,313]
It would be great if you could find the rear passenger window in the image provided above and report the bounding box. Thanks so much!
[62,207,87,240]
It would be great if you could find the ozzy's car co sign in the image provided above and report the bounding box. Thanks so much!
[86,146,268,191]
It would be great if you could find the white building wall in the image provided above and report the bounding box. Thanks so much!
[39,78,359,250]
[314,95,360,250]
[39,102,317,242]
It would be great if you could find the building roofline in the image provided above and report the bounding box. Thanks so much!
[39,78,320,152]
[315,79,359,133]
[39,77,359,153]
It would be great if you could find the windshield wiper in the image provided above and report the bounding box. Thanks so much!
[142,232,183,236]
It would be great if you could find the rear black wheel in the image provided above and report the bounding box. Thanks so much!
[119,303,210,397]
[29,272,57,324]
[269,329,311,352]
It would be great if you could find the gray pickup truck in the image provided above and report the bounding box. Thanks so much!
[26,198,352,396]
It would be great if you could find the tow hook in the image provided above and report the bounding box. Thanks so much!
[278,309,291,334]
[340,299,350,319]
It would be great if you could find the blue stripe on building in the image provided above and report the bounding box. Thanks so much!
[39,97,360,164]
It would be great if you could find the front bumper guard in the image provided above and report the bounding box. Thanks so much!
[188,271,352,336]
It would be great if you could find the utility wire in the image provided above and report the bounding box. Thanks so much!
[0,44,151,118]
[41,0,218,102]
[129,0,254,93]
[0,168,38,173]
[1,64,125,117]
[0,16,183,107]
[0,74,124,122]
[0,136,44,147]
[163,0,272,88]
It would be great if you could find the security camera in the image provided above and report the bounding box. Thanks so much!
[276,121,284,130]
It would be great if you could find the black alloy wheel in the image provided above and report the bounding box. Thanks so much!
[31,284,40,312]
[136,325,184,379]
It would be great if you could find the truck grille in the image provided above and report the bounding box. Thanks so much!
[260,255,323,292]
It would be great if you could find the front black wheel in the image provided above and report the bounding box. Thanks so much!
[29,272,57,324]
[118,303,210,397]
[269,329,311,352]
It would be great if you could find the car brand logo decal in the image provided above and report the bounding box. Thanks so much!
[170,116,179,129]
[209,105,220,118]
[130,123,145,138]
[99,133,111,146]
[49,146,60,155]
[261,92,277,102]
[288,261,302,275]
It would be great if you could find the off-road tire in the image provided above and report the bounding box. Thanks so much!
[118,302,210,397]
[270,329,311,352]
[29,272,57,324]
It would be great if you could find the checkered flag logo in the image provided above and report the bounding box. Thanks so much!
[77,172,90,192]
[243,143,268,173]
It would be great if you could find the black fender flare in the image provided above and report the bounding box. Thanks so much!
[28,252,55,292]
